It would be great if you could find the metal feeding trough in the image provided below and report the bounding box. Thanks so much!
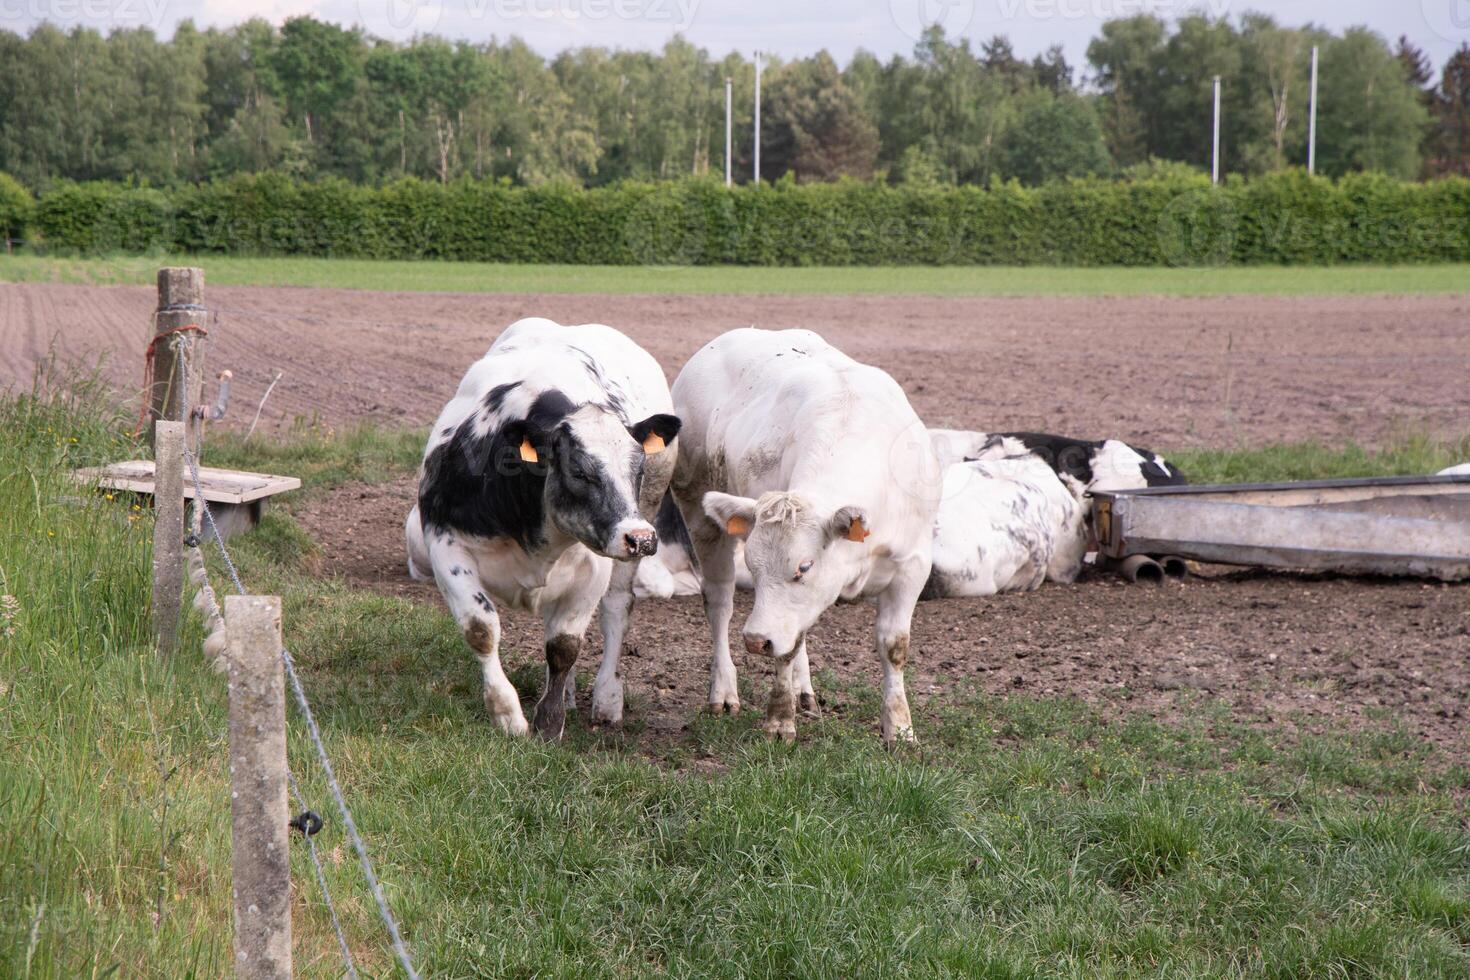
[1092,474,1470,582]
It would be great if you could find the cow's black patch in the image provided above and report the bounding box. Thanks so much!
[482,381,522,415]
[418,389,577,551]
[981,432,1187,488]
[654,489,695,567]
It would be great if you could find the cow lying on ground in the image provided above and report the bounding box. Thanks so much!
[670,327,941,743]
[929,429,1185,491]
[404,317,680,738]
[1439,463,1470,477]
[922,455,1091,598]
[639,427,1184,598]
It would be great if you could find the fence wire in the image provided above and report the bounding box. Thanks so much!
[178,342,420,980]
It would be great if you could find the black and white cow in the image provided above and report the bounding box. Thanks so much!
[929,429,1186,492]
[671,327,942,744]
[404,318,680,739]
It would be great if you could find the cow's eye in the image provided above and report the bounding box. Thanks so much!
[794,560,813,581]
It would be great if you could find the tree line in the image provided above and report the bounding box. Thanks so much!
[1,14,1467,190]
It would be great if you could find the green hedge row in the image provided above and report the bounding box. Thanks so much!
[18,171,1470,266]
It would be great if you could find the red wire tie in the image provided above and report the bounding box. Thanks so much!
[133,323,209,437]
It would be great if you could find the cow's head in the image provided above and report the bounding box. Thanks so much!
[703,490,870,659]
[505,405,681,559]
[1046,473,1093,584]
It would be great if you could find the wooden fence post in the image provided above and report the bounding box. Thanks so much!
[151,420,185,657]
[225,595,292,980]
[147,267,206,452]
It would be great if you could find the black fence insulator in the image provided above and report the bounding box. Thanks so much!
[290,810,324,838]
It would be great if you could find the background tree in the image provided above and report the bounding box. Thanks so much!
[1428,44,1470,177]
[761,52,878,182]
[1315,28,1427,178]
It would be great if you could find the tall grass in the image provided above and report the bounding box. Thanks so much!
[2,383,1468,977]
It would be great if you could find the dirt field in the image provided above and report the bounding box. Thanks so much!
[6,281,1467,752]
[4,282,1469,447]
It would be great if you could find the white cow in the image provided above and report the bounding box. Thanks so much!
[923,456,1091,598]
[405,318,681,738]
[1438,464,1470,477]
[670,327,941,743]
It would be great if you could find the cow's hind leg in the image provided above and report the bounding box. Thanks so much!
[792,638,819,718]
[428,534,526,736]
[687,516,740,714]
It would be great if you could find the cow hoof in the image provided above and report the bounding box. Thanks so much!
[883,726,918,747]
[708,698,741,715]
[531,700,567,742]
[491,711,530,737]
[798,692,821,719]
[763,715,797,742]
[591,681,624,726]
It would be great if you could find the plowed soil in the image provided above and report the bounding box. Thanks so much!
[4,282,1469,447]
[7,281,1467,752]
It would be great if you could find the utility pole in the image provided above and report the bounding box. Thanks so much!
[1211,75,1221,185]
[753,52,763,185]
[725,76,733,187]
[1308,46,1319,175]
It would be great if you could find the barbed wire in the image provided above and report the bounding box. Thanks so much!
[178,346,420,980]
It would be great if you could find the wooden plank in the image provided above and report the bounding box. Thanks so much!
[71,461,300,505]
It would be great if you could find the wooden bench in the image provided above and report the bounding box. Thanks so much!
[71,460,301,538]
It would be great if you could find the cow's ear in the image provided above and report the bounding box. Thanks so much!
[629,413,682,455]
[501,420,550,468]
[828,506,870,544]
[703,491,757,539]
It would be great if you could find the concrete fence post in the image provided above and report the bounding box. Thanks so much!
[151,419,185,657]
[225,594,292,980]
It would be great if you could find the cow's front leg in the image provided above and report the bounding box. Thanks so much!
[792,638,819,718]
[533,563,606,741]
[874,562,926,745]
[429,535,526,736]
[763,651,798,742]
[591,559,638,726]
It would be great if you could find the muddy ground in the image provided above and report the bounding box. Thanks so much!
[296,473,1470,755]
[4,282,1469,447]
[6,281,1467,752]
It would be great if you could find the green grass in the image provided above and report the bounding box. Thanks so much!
[5,252,1470,296]
[4,394,1469,977]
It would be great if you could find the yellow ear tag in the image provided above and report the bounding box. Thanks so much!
[519,438,539,463]
[643,432,666,455]
[846,518,870,543]
[726,515,751,537]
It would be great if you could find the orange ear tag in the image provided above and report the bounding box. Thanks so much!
[643,432,666,455]
[726,515,751,536]
[519,438,539,463]
[846,518,870,543]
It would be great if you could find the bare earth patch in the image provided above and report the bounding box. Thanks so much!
[296,474,1470,755]
[5,282,1469,447]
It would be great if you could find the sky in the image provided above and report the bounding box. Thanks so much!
[4,0,1467,76]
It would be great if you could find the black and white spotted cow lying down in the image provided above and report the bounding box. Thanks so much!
[928,429,1186,492]
[404,317,681,739]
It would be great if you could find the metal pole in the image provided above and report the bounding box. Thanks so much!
[152,420,185,657]
[226,595,292,980]
[1308,46,1319,175]
[1211,75,1221,185]
[725,76,733,187]
[753,53,762,185]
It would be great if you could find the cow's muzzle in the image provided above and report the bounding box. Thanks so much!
[622,528,658,558]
